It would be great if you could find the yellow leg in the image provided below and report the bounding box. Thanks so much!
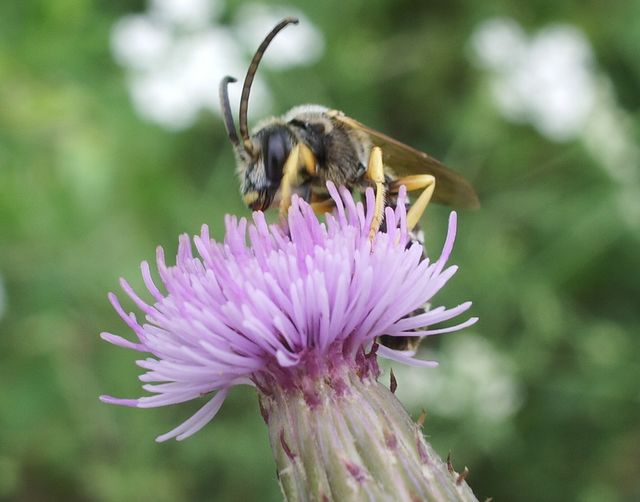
[310,198,335,215]
[278,143,317,219]
[391,175,436,231]
[279,144,300,219]
[299,143,317,176]
[365,146,386,241]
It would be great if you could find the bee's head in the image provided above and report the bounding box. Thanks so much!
[240,124,294,211]
[218,17,299,211]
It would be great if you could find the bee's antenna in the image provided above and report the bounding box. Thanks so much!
[239,16,299,155]
[219,76,241,150]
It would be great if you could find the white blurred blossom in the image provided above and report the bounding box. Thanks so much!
[471,19,596,141]
[393,335,522,425]
[110,1,323,130]
[111,15,172,71]
[471,18,640,229]
[234,4,324,69]
[149,0,219,29]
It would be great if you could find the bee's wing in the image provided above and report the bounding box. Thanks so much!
[333,113,480,209]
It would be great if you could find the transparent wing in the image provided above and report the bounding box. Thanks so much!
[333,112,480,209]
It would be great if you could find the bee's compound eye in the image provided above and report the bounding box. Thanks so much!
[265,132,289,185]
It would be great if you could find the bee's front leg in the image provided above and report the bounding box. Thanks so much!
[364,146,386,241]
[310,198,335,215]
[390,175,436,231]
[279,144,317,219]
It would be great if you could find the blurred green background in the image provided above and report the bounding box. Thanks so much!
[1,0,639,501]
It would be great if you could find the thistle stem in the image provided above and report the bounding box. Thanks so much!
[259,368,478,502]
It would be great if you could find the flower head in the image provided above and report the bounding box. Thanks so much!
[100,183,476,441]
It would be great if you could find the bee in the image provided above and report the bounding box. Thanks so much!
[219,17,478,351]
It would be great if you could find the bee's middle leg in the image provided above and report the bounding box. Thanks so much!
[364,146,386,241]
[390,175,436,231]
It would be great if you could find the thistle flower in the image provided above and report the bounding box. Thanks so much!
[101,182,478,500]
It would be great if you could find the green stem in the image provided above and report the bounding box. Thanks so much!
[258,369,478,502]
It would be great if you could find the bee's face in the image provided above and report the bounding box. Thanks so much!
[240,124,294,211]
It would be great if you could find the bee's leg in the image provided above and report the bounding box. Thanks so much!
[299,143,317,177]
[310,198,335,215]
[364,146,386,240]
[279,144,300,219]
[390,175,436,231]
[279,144,317,219]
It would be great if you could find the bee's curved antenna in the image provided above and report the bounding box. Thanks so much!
[239,16,299,156]
[219,76,241,150]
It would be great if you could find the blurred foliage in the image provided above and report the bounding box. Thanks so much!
[1,0,639,501]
